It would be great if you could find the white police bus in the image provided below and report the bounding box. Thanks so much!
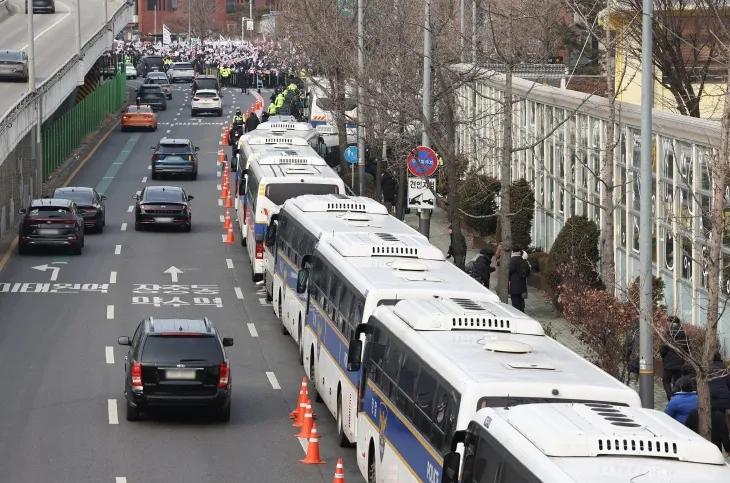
[441,403,730,483]
[293,233,501,447]
[238,153,344,281]
[247,120,320,149]
[263,194,425,342]
[344,298,643,483]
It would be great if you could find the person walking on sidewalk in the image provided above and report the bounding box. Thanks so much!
[660,317,689,400]
[446,225,467,270]
[473,248,496,289]
[508,246,531,313]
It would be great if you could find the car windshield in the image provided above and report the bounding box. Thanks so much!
[146,78,168,85]
[27,206,73,218]
[158,144,191,153]
[0,51,22,61]
[127,106,153,113]
[143,189,184,202]
[54,191,93,204]
[139,85,162,92]
[140,335,222,362]
[195,91,217,98]
[195,80,217,89]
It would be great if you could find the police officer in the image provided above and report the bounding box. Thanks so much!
[232,108,244,125]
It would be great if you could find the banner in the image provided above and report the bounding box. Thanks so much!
[162,24,171,45]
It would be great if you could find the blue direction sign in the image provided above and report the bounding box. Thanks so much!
[407,146,439,177]
[344,145,358,164]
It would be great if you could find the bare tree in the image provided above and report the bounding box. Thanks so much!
[167,0,223,41]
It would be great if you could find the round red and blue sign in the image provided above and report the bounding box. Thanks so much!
[407,146,439,177]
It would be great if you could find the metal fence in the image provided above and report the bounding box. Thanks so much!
[41,65,126,181]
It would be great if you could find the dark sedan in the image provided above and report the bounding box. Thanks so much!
[18,199,85,255]
[25,0,55,13]
[51,187,106,233]
[134,186,193,232]
[135,84,167,111]
[0,51,29,82]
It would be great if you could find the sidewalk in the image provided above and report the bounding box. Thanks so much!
[403,204,669,410]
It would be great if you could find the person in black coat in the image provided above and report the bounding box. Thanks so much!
[508,246,530,313]
[244,112,260,133]
[685,407,730,456]
[710,352,730,413]
[381,172,397,212]
[660,317,690,400]
[473,248,496,289]
[446,225,467,270]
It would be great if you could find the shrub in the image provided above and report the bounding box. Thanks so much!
[495,179,536,248]
[545,216,601,304]
[459,173,500,236]
[626,276,666,313]
[341,172,376,198]
[527,252,548,273]
[436,154,469,196]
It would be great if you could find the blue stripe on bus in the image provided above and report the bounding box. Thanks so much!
[275,251,307,304]
[363,381,443,482]
[306,299,359,389]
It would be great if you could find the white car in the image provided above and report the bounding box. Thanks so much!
[125,63,137,79]
[191,89,222,116]
[168,62,195,83]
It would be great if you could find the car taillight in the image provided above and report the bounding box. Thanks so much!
[132,363,143,387]
[167,84,171,89]
[193,97,200,101]
[182,205,188,213]
[213,98,219,101]
[255,242,264,260]
[218,363,229,387]
[152,154,158,161]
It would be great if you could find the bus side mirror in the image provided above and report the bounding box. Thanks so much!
[441,452,461,483]
[265,222,277,247]
[296,268,309,294]
[346,340,363,372]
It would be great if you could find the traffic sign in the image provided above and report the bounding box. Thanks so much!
[407,177,436,209]
[407,146,439,177]
[344,145,358,164]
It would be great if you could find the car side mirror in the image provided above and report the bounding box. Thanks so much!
[101,195,107,200]
[18,208,26,215]
[150,146,155,149]
[117,336,131,346]
[346,339,363,372]
[222,337,234,347]
[194,146,200,151]
[187,195,194,201]
[296,268,309,294]
[133,194,139,200]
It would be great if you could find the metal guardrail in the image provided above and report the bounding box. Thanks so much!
[0,1,133,163]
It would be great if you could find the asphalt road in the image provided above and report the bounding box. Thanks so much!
[0,83,361,483]
[0,0,123,117]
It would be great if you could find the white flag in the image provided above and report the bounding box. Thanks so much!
[162,24,171,45]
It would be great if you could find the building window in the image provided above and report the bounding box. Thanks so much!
[664,227,674,271]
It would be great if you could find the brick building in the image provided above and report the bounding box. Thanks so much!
[136,0,267,39]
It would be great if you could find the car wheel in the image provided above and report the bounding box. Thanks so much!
[71,242,82,255]
[17,243,29,255]
[216,403,231,422]
[134,222,143,231]
[121,126,127,132]
[125,399,140,421]
[167,94,172,100]
[217,109,223,117]
[191,109,196,117]
[161,105,167,111]
[95,221,103,233]
[183,223,191,233]
[151,171,158,180]
[50,6,55,12]
[190,172,197,181]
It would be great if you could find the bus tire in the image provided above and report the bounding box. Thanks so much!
[265,273,272,302]
[240,234,246,247]
[298,320,304,365]
[336,390,351,447]
[279,292,289,335]
[367,441,376,483]
[309,348,323,403]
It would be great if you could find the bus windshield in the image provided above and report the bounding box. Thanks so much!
[264,183,339,205]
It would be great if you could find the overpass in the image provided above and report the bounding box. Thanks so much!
[0,0,132,227]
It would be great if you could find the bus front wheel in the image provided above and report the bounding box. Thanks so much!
[309,349,323,403]
[368,441,377,483]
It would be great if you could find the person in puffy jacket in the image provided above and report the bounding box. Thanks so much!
[664,378,698,425]
[710,352,730,413]
[473,248,496,289]
[660,317,689,400]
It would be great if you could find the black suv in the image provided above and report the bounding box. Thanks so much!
[118,317,234,422]
[192,76,222,96]
[51,187,106,233]
[150,138,199,180]
[17,198,85,254]
[135,84,167,111]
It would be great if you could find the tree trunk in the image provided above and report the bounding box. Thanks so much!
[440,71,465,264]
[331,73,349,173]
[497,66,513,303]
[600,1,616,295]
[698,64,730,440]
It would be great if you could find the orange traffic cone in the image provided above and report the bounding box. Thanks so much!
[223,165,230,181]
[224,225,235,244]
[224,190,233,209]
[293,398,307,427]
[295,404,314,438]
[218,151,226,164]
[223,209,232,230]
[290,377,308,419]
[220,183,229,200]
[222,131,228,145]
[299,423,325,465]
[333,458,345,482]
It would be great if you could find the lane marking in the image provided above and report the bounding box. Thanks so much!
[20,4,72,51]
[142,176,148,183]
[107,305,114,320]
[110,271,117,284]
[226,258,234,269]
[266,371,281,389]
[116,479,127,483]
[108,399,118,424]
[217,184,222,190]
[218,199,223,206]
[219,215,224,223]
[297,437,308,453]
[105,346,114,364]
[247,323,258,337]
[166,129,171,134]
[96,134,141,194]
[127,206,133,212]
[221,234,226,242]
[217,170,221,178]
[147,165,151,170]
[234,287,244,299]
[115,245,122,255]
[121,223,127,232]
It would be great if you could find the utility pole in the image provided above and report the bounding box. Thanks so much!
[188,0,191,46]
[75,0,82,57]
[249,0,253,30]
[154,5,157,38]
[103,0,108,26]
[28,6,42,199]
[241,17,245,42]
[419,0,432,238]
[356,0,365,196]
[638,0,654,409]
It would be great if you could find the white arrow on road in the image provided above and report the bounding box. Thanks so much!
[164,266,183,283]
[32,264,60,281]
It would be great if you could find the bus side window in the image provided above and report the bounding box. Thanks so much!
[331,282,344,324]
[413,370,436,440]
[366,327,386,387]
[432,385,459,452]
[381,337,402,399]
[395,354,418,421]
[318,264,331,309]
[338,290,353,336]
[310,257,324,301]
